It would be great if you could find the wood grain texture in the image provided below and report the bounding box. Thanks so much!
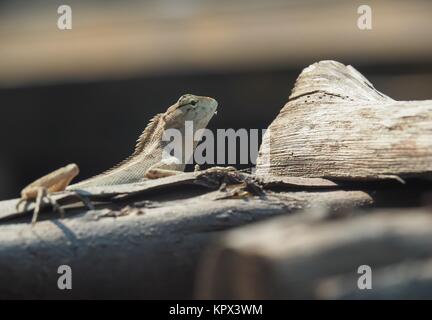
[0,170,350,221]
[0,179,372,298]
[256,60,432,180]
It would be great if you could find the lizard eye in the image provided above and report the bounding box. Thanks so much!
[190,100,197,106]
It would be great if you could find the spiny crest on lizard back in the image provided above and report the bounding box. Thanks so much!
[67,94,218,188]
[101,113,165,175]
[95,95,195,176]
[78,94,217,178]
[130,94,202,158]
[132,113,165,158]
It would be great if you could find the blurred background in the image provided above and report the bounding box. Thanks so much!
[0,0,431,200]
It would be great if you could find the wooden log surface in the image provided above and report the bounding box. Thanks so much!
[0,171,343,221]
[256,60,432,180]
[196,207,432,299]
[0,170,373,299]
[2,60,432,299]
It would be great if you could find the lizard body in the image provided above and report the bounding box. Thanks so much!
[17,94,218,223]
[69,94,217,188]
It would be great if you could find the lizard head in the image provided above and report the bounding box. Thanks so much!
[163,94,218,131]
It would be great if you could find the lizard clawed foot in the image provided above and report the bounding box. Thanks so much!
[17,187,66,226]
[32,187,66,226]
[15,163,81,225]
[16,198,32,213]
[71,191,95,211]
[27,188,60,225]
[17,189,94,226]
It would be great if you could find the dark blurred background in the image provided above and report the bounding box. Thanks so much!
[0,0,431,200]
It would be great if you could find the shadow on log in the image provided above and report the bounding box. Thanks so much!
[1,60,431,299]
[0,171,373,299]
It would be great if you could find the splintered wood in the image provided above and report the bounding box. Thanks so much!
[256,60,432,180]
[0,170,373,299]
[0,61,431,299]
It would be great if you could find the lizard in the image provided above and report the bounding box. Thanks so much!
[16,94,220,224]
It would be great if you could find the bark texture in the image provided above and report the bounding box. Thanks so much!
[1,60,432,299]
[256,60,432,180]
[0,170,373,299]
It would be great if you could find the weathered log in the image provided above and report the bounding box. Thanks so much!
[0,170,343,222]
[256,60,432,180]
[0,171,202,221]
[0,170,372,299]
[196,208,432,299]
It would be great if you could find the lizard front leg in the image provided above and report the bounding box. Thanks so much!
[145,168,183,179]
[17,186,66,225]
[32,187,65,225]
[145,157,184,179]
[145,160,237,179]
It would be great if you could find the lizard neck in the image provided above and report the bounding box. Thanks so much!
[69,114,167,188]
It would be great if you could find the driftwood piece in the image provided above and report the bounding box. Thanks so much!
[0,171,343,221]
[0,172,200,221]
[255,175,339,189]
[196,207,432,299]
[0,169,373,299]
[3,60,431,299]
[256,60,432,180]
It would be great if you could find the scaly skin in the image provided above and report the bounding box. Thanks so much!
[68,94,218,188]
[17,94,218,224]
